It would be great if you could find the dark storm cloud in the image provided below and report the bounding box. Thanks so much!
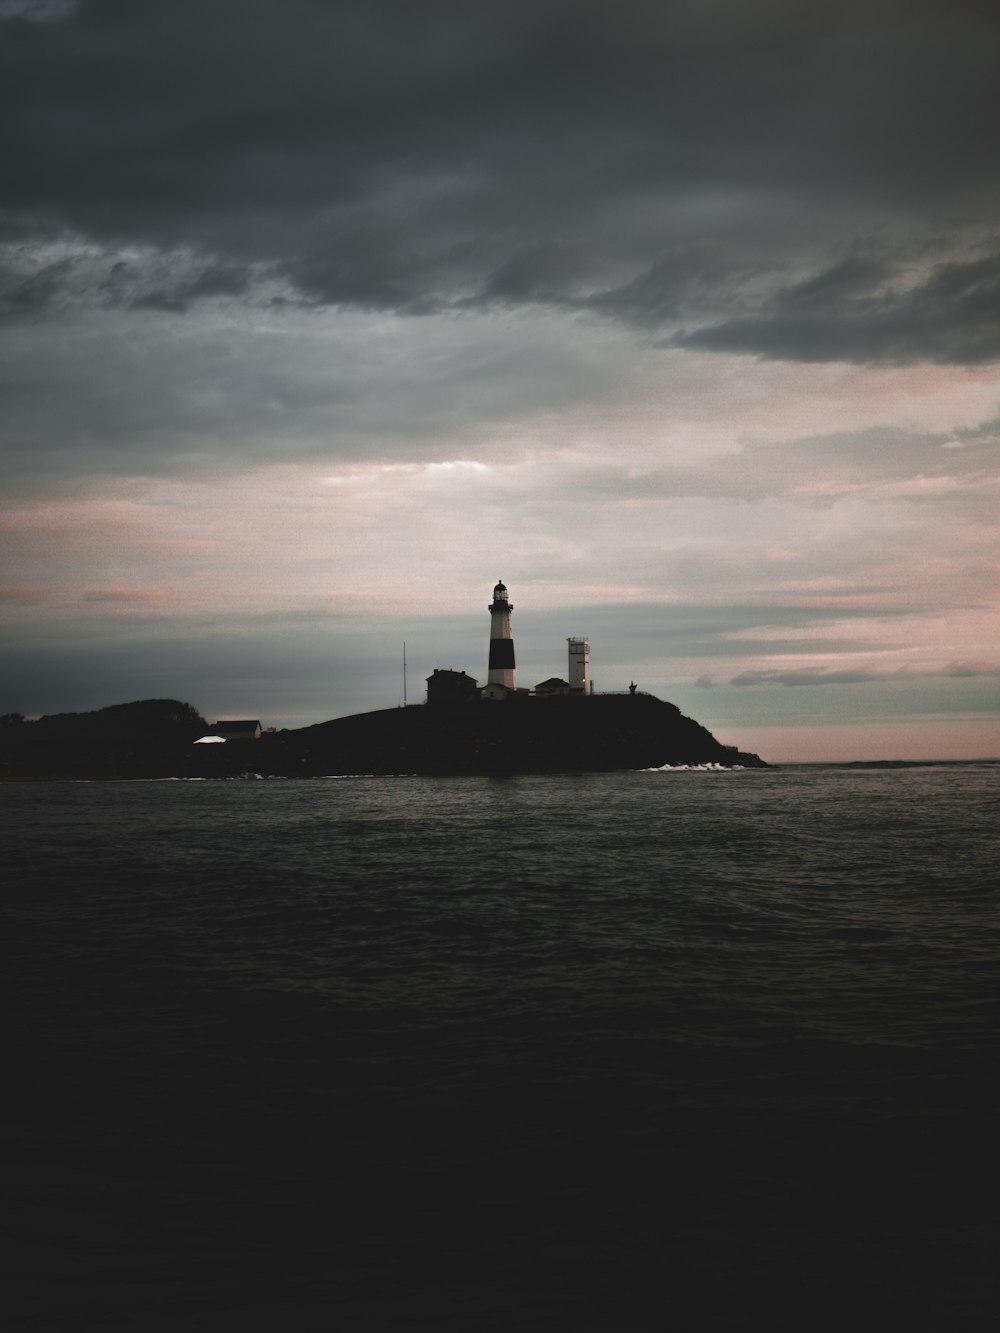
[0,1,75,21]
[674,251,1000,365]
[0,257,72,316]
[2,0,999,362]
[121,261,253,312]
[0,244,255,317]
[584,242,767,327]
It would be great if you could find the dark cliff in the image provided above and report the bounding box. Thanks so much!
[196,694,765,777]
[0,694,765,780]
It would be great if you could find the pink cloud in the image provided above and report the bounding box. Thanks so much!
[0,585,54,604]
[82,587,174,615]
[730,662,1000,687]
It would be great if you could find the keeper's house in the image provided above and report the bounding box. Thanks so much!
[534,677,570,698]
[211,719,263,741]
[426,669,480,706]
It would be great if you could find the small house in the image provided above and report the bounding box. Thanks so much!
[534,677,570,697]
[426,669,480,705]
[212,719,263,741]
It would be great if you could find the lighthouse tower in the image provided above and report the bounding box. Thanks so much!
[487,579,517,691]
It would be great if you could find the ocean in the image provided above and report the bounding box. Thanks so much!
[4,764,998,1331]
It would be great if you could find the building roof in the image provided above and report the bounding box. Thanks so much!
[535,677,569,689]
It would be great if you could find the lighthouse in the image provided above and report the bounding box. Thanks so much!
[487,579,517,692]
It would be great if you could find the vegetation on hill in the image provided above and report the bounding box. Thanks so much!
[0,699,207,780]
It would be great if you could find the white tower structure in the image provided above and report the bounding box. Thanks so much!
[487,580,517,691]
[568,637,591,695]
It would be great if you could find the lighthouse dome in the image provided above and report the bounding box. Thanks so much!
[493,580,508,599]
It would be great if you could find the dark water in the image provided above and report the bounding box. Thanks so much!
[3,765,998,1331]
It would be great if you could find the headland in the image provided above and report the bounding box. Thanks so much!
[1,580,768,778]
[0,693,765,780]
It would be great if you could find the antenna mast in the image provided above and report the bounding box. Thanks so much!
[403,641,407,707]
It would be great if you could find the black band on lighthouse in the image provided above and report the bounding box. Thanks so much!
[488,639,516,669]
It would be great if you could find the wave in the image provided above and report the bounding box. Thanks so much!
[640,762,744,772]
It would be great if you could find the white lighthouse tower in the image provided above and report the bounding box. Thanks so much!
[487,579,517,692]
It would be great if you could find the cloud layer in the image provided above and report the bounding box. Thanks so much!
[3,1,1000,351]
[2,1,999,758]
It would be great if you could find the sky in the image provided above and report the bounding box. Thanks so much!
[1,0,998,761]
